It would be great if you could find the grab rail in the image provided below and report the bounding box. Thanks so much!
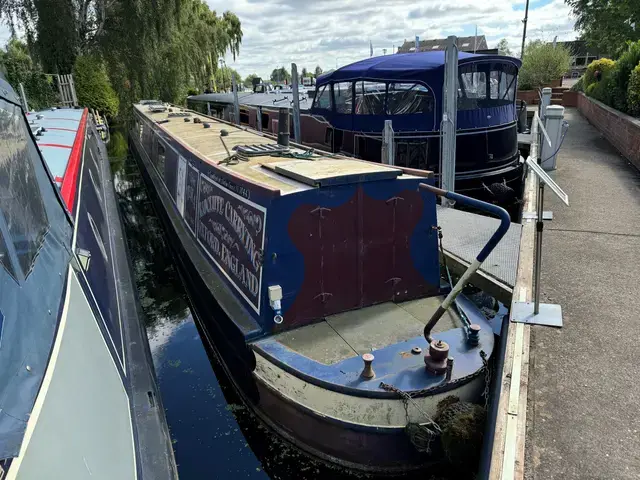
[419,183,511,343]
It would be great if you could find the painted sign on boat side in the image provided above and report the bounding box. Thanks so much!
[195,173,266,314]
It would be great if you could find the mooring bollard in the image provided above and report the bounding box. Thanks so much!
[540,87,552,119]
[541,105,565,171]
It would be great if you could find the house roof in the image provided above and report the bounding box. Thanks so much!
[397,35,488,53]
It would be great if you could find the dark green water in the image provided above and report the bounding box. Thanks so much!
[108,129,473,480]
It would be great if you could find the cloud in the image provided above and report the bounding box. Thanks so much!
[209,0,577,79]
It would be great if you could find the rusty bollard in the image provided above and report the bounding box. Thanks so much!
[424,340,450,375]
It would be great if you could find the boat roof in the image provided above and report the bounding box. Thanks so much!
[188,91,313,111]
[317,51,522,87]
[135,104,429,195]
[28,108,85,186]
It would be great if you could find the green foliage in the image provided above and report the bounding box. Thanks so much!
[214,66,241,92]
[518,40,571,90]
[608,41,640,112]
[497,39,512,56]
[243,73,259,88]
[565,0,639,56]
[73,55,119,118]
[1,0,244,118]
[584,58,616,86]
[314,65,323,78]
[571,75,585,92]
[584,59,616,104]
[627,64,640,117]
[0,38,57,110]
[270,66,290,83]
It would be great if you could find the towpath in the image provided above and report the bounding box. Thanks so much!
[525,109,640,479]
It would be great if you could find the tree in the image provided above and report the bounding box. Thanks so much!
[270,66,290,83]
[73,54,119,117]
[1,0,244,112]
[214,66,241,92]
[518,40,571,90]
[565,0,639,56]
[314,65,323,78]
[301,67,308,78]
[497,39,512,56]
[0,38,57,109]
[243,73,259,88]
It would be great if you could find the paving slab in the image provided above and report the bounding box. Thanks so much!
[525,109,640,480]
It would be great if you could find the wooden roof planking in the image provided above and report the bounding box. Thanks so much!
[134,104,432,195]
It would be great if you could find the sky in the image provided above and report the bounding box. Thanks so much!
[1,0,578,79]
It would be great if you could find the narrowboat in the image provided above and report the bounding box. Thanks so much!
[187,52,524,217]
[0,77,176,478]
[130,100,511,472]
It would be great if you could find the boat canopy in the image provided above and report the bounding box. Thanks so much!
[311,51,522,133]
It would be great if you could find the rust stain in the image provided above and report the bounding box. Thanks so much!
[400,351,412,358]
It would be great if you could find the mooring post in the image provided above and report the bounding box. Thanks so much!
[232,75,240,125]
[206,101,211,116]
[541,105,565,171]
[277,107,290,147]
[381,120,395,165]
[441,35,458,207]
[291,63,301,143]
[257,106,263,132]
[540,87,552,119]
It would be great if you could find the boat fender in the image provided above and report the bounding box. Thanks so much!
[268,285,283,324]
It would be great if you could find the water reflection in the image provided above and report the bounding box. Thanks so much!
[110,129,464,480]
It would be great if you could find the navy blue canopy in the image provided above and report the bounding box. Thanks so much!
[317,52,521,87]
[313,52,522,132]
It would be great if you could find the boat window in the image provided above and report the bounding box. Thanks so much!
[156,141,166,175]
[313,85,332,110]
[458,66,487,110]
[386,83,434,115]
[354,81,386,115]
[0,99,49,277]
[490,64,517,103]
[333,82,353,114]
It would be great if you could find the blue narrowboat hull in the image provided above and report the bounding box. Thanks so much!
[128,106,495,472]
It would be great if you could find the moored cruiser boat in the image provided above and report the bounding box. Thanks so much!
[187,52,524,217]
[0,77,176,479]
[130,101,511,472]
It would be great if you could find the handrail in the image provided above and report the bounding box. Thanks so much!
[419,183,511,343]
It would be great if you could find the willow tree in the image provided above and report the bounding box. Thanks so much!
[1,0,242,108]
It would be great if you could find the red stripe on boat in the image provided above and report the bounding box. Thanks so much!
[60,109,88,211]
[37,143,73,149]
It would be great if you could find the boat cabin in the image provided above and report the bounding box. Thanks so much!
[311,51,521,133]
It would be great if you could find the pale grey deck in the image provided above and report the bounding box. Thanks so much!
[436,205,522,289]
[10,272,135,480]
[275,296,461,365]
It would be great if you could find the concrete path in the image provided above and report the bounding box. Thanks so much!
[525,109,640,479]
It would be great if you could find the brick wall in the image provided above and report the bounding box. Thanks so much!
[577,93,640,170]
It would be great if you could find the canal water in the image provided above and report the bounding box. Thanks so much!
[108,129,473,480]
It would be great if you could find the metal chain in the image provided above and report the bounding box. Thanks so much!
[379,382,441,453]
[480,350,491,410]
[379,382,441,433]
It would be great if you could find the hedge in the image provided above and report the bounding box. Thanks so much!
[73,55,119,118]
[608,41,640,112]
[584,58,616,104]
[628,64,640,117]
